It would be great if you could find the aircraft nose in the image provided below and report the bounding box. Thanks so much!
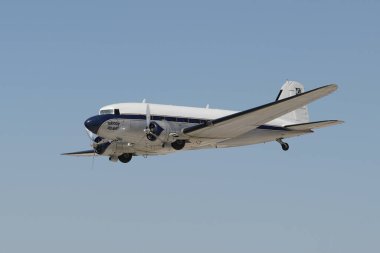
[84,116,103,134]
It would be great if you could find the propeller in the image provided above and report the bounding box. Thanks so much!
[85,128,104,169]
[143,103,165,143]
[144,103,155,140]
[84,128,113,167]
[85,128,97,142]
[85,129,96,169]
[146,103,151,129]
[143,103,149,134]
[91,149,96,170]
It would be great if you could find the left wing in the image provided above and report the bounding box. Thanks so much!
[62,150,96,156]
[183,84,338,139]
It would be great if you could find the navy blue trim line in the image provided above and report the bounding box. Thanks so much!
[86,114,290,133]
[93,114,209,124]
[275,89,283,101]
[257,125,288,131]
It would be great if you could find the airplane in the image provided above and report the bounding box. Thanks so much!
[62,81,343,164]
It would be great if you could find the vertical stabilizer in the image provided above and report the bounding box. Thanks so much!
[275,81,310,124]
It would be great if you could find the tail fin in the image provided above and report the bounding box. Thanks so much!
[275,80,309,124]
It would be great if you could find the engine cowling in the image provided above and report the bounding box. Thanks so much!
[94,142,111,154]
[146,121,164,141]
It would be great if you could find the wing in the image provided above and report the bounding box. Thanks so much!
[183,84,338,139]
[285,120,343,131]
[61,150,96,156]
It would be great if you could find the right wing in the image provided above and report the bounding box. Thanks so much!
[183,84,338,139]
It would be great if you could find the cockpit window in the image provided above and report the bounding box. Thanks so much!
[100,109,114,115]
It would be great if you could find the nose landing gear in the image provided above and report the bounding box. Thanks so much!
[276,138,289,151]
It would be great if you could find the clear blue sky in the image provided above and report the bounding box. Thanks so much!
[0,1,379,252]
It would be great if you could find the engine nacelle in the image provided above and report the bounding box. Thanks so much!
[147,121,165,141]
[94,142,111,155]
[149,122,163,136]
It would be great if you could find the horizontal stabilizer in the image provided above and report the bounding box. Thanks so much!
[62,150,96,156]
[285,120,344,131]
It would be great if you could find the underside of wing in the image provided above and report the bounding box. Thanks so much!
[61,150,96,156]
[183,84,338,139]
[285,120,344,131]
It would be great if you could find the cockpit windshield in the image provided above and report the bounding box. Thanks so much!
[100,109,114,115]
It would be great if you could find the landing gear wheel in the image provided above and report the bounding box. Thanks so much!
[276,138,290,151]
[118,153,133,163]
[171,140,186,150]
[281,143,289,151]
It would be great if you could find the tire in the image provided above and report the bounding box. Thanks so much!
[118,153,133,163]
[281,143,289,151]
[171,140,186,150]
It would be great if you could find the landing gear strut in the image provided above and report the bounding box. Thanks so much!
[276,138,289,151]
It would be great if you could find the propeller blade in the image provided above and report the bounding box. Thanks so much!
[146,103,151,128]
[91,150,95,170]
[85,128,98,141]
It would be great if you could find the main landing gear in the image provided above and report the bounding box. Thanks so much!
[276,138,289,151]
[171,140,186,150]
[117,153,133,163]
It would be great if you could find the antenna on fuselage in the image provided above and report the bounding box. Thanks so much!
[142,98,146,103]
[206,104,210,109]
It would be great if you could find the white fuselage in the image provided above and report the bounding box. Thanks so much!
[99,103,292,126]
[91,102,305,157]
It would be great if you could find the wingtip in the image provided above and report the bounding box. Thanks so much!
[327,83,338,92]
[327,120,345,126]
[326,83,338,90]
[315,84,338,96]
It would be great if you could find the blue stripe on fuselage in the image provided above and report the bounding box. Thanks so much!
[97,114,208,124]
[95,114,288,131]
